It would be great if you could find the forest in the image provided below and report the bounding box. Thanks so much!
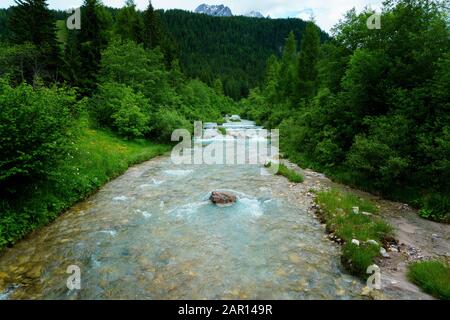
[241,0,449,223]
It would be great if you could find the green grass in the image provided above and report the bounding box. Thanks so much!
[218,127,227,135]
[316,189,394,278]
[407,260,450,300]
[0,124,170,250]
[276,163,304,183]
[283,148,449,224]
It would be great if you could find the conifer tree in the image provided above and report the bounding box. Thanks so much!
[297,22,320,100]
[8,0,60,83]
[277,31,298,102]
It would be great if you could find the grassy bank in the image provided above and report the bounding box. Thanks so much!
[284,150,449,223]
[315,189,394,279]
[407,260,450,300]
[0,125,170,250]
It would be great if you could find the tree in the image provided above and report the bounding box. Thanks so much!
[7,0,60,83]
[115,0,143,43]
[213,78,224,96]
[142,1,161,49]
[277,31,298,102]
[297,21,320,100]
[64,0,111,95]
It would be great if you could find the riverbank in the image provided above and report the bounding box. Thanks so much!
[280,159,450,299]
[0,125,170,250]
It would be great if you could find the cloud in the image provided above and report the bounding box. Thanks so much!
[0,0,383,32]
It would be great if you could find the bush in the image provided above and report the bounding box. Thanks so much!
[418,194,450,223]
[149,108,191,142]
[407,260,450,300]
[0,81,76,190]
[91,82,151,139]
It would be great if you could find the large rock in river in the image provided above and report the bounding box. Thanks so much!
[210,191,237,206]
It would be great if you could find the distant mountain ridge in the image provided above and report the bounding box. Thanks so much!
[244,11,264,18]
[195,4,233,17]
[194,4,264,19]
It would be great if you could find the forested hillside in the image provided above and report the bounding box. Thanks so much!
[160,10,329,99]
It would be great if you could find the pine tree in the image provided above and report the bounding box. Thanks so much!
[115,0,143,43]
[277,31,298,102]
[8,0,60,83]
[142,1,161,49]
[213,78,224,96]
[67,0,110,95]
[297,22,320,100]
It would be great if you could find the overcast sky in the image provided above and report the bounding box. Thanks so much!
[0,0,383,32]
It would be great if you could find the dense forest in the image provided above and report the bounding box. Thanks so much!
[159,10,329,99]
[0,6,328,100]
[241,0,449,222]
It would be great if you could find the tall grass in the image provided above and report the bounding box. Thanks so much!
[408,260,450,300]
[316,189,393,278]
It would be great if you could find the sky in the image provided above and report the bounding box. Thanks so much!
[0,0,383,32]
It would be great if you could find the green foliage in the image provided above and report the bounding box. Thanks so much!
[63,0,111,95]
[0,80,77,188]
[0,125,170,249]
[160,9,328,99]
[276,163,304,183]
[115,0,143,43]
[407,260,450,300]
[149,108,190,142]
[297,22,320,100]
[417,194,450,223]
[91,82,151,139]
[253,0,450,221]
[316,189,393,278]
[6,0,60,83]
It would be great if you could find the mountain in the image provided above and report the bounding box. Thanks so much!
[244,11,264,18]
[160,9,329,99]
[195,4,233,17]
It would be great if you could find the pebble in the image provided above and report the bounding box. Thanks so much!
[389,245,399,253]
[352,239,360,246]
[380,247,390,258]
[362,212,373,216]
[367,240,379,246]
[352,207,359,214]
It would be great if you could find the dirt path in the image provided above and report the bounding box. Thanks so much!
[283,159,450,300]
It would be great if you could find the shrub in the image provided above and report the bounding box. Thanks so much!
[149,108,191,142]
[91,82,151,139]
[0,80,76,190]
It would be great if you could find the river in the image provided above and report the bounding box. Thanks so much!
[0,120,366,299]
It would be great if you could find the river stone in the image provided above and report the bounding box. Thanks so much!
[210,191,237,206]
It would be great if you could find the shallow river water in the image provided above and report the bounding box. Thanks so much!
[0,121,367,300]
